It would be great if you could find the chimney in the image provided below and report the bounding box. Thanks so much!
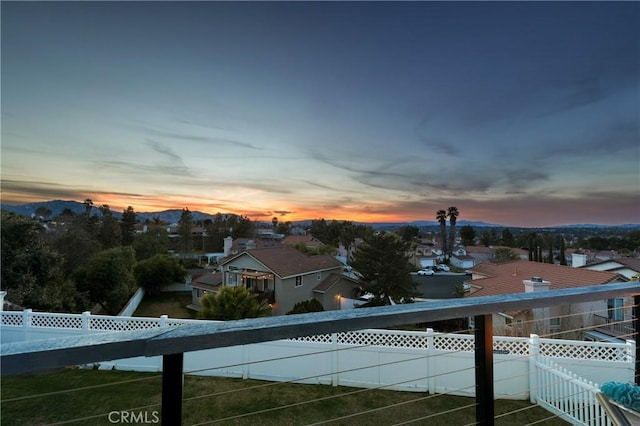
[523,276,551,293]
[223,236,233,257]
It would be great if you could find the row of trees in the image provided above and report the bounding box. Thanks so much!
[1,208,188,314]
[436,206,459,258]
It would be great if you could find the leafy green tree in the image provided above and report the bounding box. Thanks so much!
[177,208,193,254]
[339,221,358,260]
[397,225,419,243]
[35,206,52,221]
[97,204,122,249]
[459,225,476,246]
[1,211,84,311]
[74,246,137,315]
[492,247,518,263]
[286,299,325,315]
[501,228,515,247]
[120,206,137,246]
[480,228,499,247]
[51,216,102,276]
[134,254,186,295]
[230,215,255,238]
[132,226,170,260]
[197,286,271,320]
[349,233,417,305]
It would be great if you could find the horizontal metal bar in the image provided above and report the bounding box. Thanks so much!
[1,281,638,376]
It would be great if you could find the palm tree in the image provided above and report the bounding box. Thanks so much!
[436,210,447,257]
[447,206,459,257]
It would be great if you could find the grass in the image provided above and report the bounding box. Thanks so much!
[1,368,570,425]
[132,291,195,319]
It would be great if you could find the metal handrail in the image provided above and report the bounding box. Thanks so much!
[2,281,637,376]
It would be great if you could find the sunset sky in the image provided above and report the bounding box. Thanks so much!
[2,2,638,227]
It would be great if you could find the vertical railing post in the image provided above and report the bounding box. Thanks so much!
[162,352,184,426]
[82,311,91,334]
[426,328,436,393]
[23,309,32,341]
[475,314,494,426]
[634,295,639,386]
[529,334,540,403]
[331,332,339,386]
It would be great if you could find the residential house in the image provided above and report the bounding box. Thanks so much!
[448,247,476,270]
[282,235,326,251]
[465,245,529,264]
[577,257,640,281]
[465,260,630,340]
[189,271,223,311]
[410,244,438,269]
[193,245,358,315]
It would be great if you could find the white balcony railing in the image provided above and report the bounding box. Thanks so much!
[1,281,638,425]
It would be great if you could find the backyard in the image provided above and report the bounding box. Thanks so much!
[133,291,195,319]
[1,368,570,425]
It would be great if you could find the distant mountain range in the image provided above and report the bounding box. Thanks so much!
[1,200,638,229]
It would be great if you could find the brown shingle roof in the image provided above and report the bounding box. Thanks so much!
[467,260,625,298]
[282,235,325,248]
[222,246,341,278]
[313,273,359,293]
[191,271,223,291]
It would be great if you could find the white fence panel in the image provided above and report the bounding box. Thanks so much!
[535,357,610,426]
[1,310,635,408]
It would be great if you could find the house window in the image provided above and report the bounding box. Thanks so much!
[549,317,560,333]
[295,276,303,287]
[608,298,624,322]
[505,317,513,328]
[316,272,322,281]
[468,316,475,330]
[227,273,237,286]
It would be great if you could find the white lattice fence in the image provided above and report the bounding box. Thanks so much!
[541,339,631,362]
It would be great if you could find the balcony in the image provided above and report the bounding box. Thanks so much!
[1,281,638,425]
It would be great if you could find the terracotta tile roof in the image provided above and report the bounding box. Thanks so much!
[314,273,359,293]
[222,246,342,278]
[467,260,625,298]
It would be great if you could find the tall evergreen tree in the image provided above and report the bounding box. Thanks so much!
[501,228,515,247]
[177,207,193,255]
[349,233,417,305]
[436,210,448,256]
[459,225,476,246]
[559,236,567,266]
[447,206,459,257]
[97,204,122,249]
[120,206,137,246]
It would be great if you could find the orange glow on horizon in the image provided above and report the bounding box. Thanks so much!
[2,190,499,224]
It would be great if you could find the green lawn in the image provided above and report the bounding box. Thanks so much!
[1,369,569,425]
[132,291,195,319]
